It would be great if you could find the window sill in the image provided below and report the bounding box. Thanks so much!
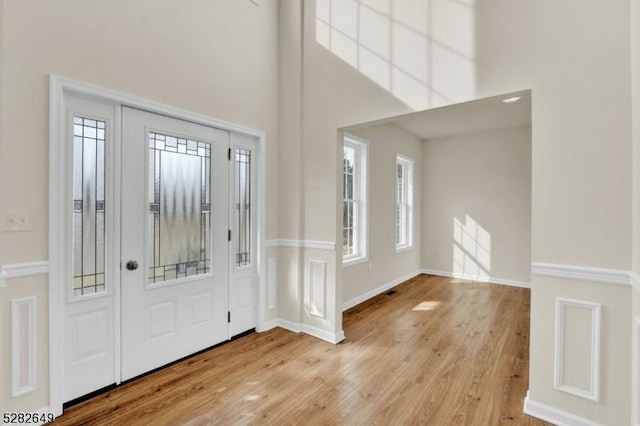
[343,256,368,267]
[395,245,413,254]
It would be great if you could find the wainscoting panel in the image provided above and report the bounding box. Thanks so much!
[11,296,37,397]
[306,260,327,319]
[268,256,277,310]
[554,297,601,402]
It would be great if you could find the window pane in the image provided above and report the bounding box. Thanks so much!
[235,148,252,267]
[148,132,211,284]
[72,117,107,297]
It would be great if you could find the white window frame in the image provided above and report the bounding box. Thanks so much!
[342,134,368,265]
[395,153,413,252]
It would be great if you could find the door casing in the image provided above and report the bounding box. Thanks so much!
[49,75,267,416]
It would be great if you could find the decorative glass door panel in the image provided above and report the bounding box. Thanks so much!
[234,148,251,268]
[148,132,211,284]
[72,117,107,296]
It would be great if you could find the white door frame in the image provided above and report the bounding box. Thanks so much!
[49,74,267,416]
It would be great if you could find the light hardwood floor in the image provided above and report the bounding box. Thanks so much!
[53,274,549,425]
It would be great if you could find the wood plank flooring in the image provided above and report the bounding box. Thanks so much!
[53,274,549,425]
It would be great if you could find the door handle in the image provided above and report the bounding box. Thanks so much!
[126,260,139,271]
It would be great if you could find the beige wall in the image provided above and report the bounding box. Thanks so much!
[343,124,422,305]
[300,0,633,423]
[0,0,281,413]
[0,0,280,267]
[422,126,531,284]
[632,0,640,274]
[0,0,637,423]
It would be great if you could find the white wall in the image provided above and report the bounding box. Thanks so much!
[0,0,280,413]
[343,124,422,307]
[421,126,531,284]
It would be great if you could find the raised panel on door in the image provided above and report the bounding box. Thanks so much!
[120,107,229,381]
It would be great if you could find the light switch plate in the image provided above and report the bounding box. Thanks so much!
[4,209,32,232]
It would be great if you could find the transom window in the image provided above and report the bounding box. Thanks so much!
[395,154,413,251]
[343,134,368,263]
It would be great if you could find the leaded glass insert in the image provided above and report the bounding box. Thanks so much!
[72,116,107,297]
[235,148,252,267]
[148,132,211,284]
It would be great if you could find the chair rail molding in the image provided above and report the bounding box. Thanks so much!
[532,262,631,286]
[0,261,50,289]
[265,239,335,251]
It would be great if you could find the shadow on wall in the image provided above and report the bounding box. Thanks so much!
[315,0,476,110]
[453,214,491,281]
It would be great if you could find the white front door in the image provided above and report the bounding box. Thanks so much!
[120,107,230,381]
[61,94,260,403]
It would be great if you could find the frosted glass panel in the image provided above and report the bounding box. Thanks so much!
[234,148,252,267]
[148,132,211,284]
[72,116,107,297]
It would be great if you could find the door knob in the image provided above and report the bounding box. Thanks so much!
[126,260,138,271]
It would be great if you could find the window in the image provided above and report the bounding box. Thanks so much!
[395,154,413,251]
[72,116,107,297]
[343,135,368,263]
[234,147,252,268]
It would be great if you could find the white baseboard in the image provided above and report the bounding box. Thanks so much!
[258,319,279,332]
[276,319,302,333]
[301,323,345,344]
[263,318,344,344]
[421,268,530,288]
[523,392,602,426]
[342,269,423,311]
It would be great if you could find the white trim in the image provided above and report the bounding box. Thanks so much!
[301,323,345,344]
[342,270,422,311]
[259,318,279,332]
[267,256,277,310]
[523,392,602,426]
[277,318,302,333]
[306,260,327,318]
[263,319,345,345]
[631,271,640,293]
[0,270,5,289]
[265,239,280,248]
[52,75,266,138]
[343,133,369,263]
[421,269,530,288]
[264,239,336,251]
[11,297,37,397]
[342,256,369,267]
[554,298,601,402]
[394,153,414,252]
[532,262,630,286]
[1,261,49,282]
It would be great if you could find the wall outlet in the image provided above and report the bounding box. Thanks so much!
[4,209,32,232]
